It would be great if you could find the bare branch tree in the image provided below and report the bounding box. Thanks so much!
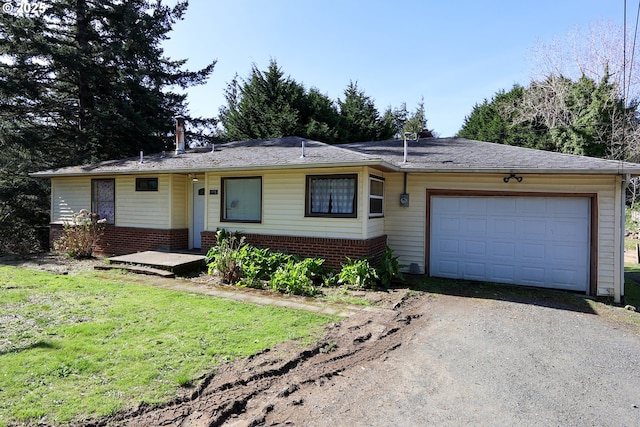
[529,21,639,101]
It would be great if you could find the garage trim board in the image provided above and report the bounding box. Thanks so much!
[426,190,598,295]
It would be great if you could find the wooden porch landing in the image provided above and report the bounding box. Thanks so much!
[95,251,206,277]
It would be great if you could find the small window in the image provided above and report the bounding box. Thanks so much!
[136,177,158,191]
[91,179,115,224]
[369,176,384,217]
[306,174,357,218]
[221,177,262,222]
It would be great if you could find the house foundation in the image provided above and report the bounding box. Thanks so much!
[201,232,387,270]
[49,224,188,256]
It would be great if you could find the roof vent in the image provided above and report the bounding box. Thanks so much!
[300,140,306,158]
[403,132,417,163]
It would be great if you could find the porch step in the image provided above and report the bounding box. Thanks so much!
[95,264,175,278]
[100,251,206,277]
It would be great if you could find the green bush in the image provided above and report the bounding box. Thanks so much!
[337,257,378,289]
[376,246,406,288]
[206,230,245,284]
[53,210,106,259]
[269,258,324,296]
[207,229,326,295]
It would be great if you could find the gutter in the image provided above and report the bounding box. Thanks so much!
[31,161,640,179]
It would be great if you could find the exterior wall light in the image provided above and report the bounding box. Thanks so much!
[503,173,523,183]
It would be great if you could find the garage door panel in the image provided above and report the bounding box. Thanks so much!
[493,219,516,235]
[430,196,589,292]
[467,218,487,233]
[520,219,547,237]
[438,239,459,254]
[493,198,517,213]
[551,244,583,262]
[466,198,488,212]
[436,197,461,213]
[437,260,460,277]
[493,241,516,257]
[552,220,590,240]
[519,198,546,214]
[521,242,546,260]
[520,266,546,285]
[492,264,516,282]
[464,240,486,256]
[463,262,486,280]
[549,268,584,288]
[438,218,460,233]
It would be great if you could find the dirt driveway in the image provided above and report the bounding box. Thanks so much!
[94,288,640,427]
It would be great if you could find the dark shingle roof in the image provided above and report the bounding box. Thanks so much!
[342,137,640,174]
[32,136,640,177]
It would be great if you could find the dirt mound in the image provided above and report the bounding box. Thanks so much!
[85,295,426,426]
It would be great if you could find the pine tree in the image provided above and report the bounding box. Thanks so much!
[219,59,339,142]
[0,0,216,252]
[336,81,395,142]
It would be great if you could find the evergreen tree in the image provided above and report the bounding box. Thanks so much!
[0,0,216,252]
[519,73,635,158]
[402,98,434,136]
[458,85,550,149]
[336,81,395,142]
[219,60,339,142]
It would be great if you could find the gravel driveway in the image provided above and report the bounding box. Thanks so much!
[264,294,640,427]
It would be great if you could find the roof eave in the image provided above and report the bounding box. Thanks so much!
[30,159,399,178]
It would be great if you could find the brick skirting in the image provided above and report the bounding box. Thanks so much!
[201,231,387,270]
[50,224,188,256]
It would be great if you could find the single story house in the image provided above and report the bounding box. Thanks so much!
[32,134,640,303]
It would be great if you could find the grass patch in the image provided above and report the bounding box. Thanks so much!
[0,266,335,426]
[319,287,373,306]
[624,262,640,309]
[625,238,640,251]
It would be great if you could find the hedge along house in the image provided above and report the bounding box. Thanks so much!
[32,134,640,303]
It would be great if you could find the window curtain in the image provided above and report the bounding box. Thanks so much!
[311,177,355,214]
[311,178,331,213]
[331,178,355,214]
[93,180,115,224]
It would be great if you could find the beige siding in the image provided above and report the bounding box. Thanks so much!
[205,167,369,239]
[384,173,619,296]
[116,175,171,228]
[51,177,92,223]
[170,174,187,228]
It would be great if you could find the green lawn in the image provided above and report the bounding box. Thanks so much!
[0,266,336,426]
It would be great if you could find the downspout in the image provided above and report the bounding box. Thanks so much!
[620,173,632,303]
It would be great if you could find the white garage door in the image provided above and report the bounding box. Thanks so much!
[430,196,590,292]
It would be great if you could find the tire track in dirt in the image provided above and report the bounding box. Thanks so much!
[85,296,426,427]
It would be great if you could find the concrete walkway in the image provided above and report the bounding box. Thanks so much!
[103,272,390,318]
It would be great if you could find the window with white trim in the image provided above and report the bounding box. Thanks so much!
[306,174,357,217]
[221,177,262,222]
[369,176,384,217]
[91,179,115,224]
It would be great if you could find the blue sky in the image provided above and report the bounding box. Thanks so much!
[163,1,623,138]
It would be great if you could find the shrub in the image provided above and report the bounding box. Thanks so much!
[238,246,294,283]
[269,258,324,297]
[338,257,378,289]
[376,246,406,288]
[206,230,245,284]
[53,210,105,259]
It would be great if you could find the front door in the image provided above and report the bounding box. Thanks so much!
[192,182,205,248]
